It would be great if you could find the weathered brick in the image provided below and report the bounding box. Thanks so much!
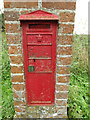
[58,46,72,55]
[56,100,67,106]
[11,66,23,73]
[57,76,70,83]
[12,75,24,82]
[42,1,76,10]
[54,114,67,118]
[59,12,75,22]
[6,34,21,44]
[20,10,30,15]
[56,92,68,99]
[14,100,26,106]
[58,35,73,45]
[13,91,25,98]
[59,24,74,34]
[5,23,20,33]
[13,84,24,91]
[15,107,22,112]
[57,57,72,65]
[55,106,67,110]
[56,108,67,115]
[10,56,23,64]
[13,92,25,99]
[56,85,69,91]
[8,46,22,54]
[57,66,70,74]
[4,1,38,8]
[4,11,20,21]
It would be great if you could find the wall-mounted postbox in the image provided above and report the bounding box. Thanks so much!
[19,10,58,105]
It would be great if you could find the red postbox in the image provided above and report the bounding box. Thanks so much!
[19,10,58,105]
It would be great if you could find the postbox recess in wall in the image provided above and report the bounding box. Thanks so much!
[19,10,59,105]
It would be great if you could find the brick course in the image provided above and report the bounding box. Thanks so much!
[57,57,72,65]
[6,34,21,44]
[12,75,24,82]
[57,66,71,74]
[56,92,68,99]
[59,24,74,34]
[56,100,67,106]
[11,66,23,73]
[56,85,69,91]
[57,76,70,83]
[58,46,72,55]
[4,1,38,8]
[4,11,20,21]
[59,12,75,22]
[13,84,24,91]
[13,91,25,98]
[5,23,20,33]
[58,35,73,45]
[8,46,22,54]
[10,56,23,64]
[42,1,76,10]
[14,100,26,106]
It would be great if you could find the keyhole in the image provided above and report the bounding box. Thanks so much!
[33,59,35,62]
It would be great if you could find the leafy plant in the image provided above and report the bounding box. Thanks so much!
[1,32,15,119]
[67,35,89,118]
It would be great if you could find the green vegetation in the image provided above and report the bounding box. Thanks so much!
[1,32,15,119]
[68,35,89,118]
[1,32,89,118]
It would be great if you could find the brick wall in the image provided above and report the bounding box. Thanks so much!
[4,0,76,118]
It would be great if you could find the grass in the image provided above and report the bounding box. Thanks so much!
[1,32,15,119]
[1,32,89,118]
[68,35,89,118]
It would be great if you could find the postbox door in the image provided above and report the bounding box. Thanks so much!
[22,21,57,105]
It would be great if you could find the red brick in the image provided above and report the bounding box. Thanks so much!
[8,46,22,54]
[12,75,24,82]
[56,85,69,91]
[57,76,70,83]
[13,84,24,91]
[4,1,38,8]
[56,100,67,106]
[58,46,72,55]
[59,24,74,34]
[11,66,23,73]
[58,35,73,45]
[42,1,76,10]
[10,56,23,64]
[14,100,26,106]
[13,91,25,98]
[59,12,75,22]
[57,57,72,65]
[15,107,22,112]
[4,11,20,21]
[5,23,20,33]
[6,34,21,44]
[20,10,30,15]
[57,66,70,74]
[56,92,68,99]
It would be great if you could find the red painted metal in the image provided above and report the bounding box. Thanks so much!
[20,10,58,105]
[19,10,59,21]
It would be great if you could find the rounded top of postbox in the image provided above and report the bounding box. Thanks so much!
[19,10,59,21]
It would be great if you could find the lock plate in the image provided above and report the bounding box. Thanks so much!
[28,66,35,72]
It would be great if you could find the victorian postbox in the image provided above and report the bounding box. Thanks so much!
[19,10,58,105]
